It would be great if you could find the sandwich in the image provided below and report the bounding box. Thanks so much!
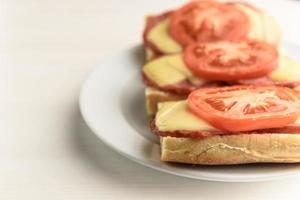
[143,1,281,60]
[152,86,300,164]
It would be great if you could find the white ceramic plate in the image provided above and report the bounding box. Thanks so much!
[79,43,300,182]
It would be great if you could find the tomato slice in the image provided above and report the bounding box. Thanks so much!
[188,86,300,132]
[169,1,249,46]
[184,40,278,81]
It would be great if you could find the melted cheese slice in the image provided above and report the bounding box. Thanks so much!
[147,19,182,53]
[146,4,281,54]
[156,101,300,132]
[143,54,206,86]
[270,56,300,82]
[236,4,282,46]
[156,101,215,132]
[143,53,300,87]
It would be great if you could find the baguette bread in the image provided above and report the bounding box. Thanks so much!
[145,47,155,62]
[161,134,300,165]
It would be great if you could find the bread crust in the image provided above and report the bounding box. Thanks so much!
[145,47,155,62]
[161,134,300,165]
[145,87,186,115]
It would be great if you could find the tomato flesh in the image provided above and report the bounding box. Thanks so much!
[184,40,278,81]
[188,86,300,132]
[169,1,250,46]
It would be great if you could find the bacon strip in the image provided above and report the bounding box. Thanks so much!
[151,119,300,139]
[143,12,171,59]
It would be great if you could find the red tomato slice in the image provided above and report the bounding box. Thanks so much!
[184,40,278,81]
[188,86,300,132]
[169,1,249,46]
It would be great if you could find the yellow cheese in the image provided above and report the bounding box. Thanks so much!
[147,18,182,54]
[270,56,300,82]
[156,100,300,132]
[155,101,215,132]
[261,11,282,45]
[236,4,264,41]
[143,54,206,86]
[146,4,281,53]
[236,4,282,45]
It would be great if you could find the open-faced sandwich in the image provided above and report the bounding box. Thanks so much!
[143,1,281,60]
[153,86,300,164]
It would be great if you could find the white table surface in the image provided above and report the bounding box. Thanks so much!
[2,0,300,199]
